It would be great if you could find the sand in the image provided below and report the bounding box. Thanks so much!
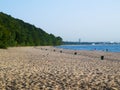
[0,46,120,90]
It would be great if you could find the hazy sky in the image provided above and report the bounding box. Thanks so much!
[0,0,120,42]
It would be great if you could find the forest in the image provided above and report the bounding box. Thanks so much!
[0,12,62,48]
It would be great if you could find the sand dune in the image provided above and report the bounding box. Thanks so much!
[0,46,120,90]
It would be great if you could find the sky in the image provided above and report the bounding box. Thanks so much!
[0,0,120,42]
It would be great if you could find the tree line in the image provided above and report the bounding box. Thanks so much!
[0,12,62,48]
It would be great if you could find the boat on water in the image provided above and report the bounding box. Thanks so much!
[92,43,95,45]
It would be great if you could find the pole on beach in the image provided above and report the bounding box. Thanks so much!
[101,56,104,60]
[60,50,62,53]
[74,52,77,55]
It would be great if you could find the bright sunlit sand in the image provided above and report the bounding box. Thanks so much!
[0,46,120,89]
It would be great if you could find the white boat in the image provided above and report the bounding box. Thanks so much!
[92,43,95,45]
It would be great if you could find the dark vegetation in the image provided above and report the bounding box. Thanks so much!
[0,12,62,48]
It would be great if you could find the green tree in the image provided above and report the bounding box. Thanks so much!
[0,12,63,48]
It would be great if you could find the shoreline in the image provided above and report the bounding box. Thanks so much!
[56,44,120,53]
[0,46,120,89]
[46,46,120,61]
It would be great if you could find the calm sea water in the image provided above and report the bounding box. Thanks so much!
[57,44,120,52]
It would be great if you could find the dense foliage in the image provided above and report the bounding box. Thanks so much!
[0,12,62,48]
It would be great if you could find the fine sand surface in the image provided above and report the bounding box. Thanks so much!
[0,46,120,90]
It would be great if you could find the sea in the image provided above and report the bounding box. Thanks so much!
[56,44,120,53]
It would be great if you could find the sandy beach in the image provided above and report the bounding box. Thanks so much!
[0,46,120,90]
